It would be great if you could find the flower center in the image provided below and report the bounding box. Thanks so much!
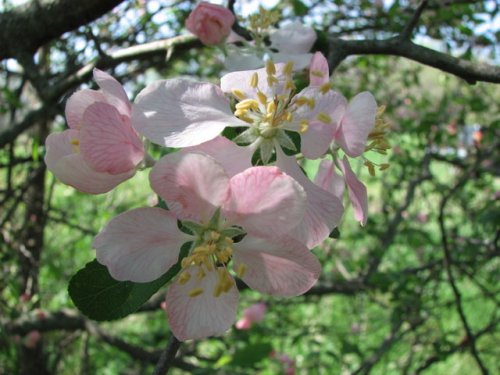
[178,230,238,298]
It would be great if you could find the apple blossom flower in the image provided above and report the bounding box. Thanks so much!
[132,60,345,163]
[185,2,235,45]
[24,330,41,348]
[94,152,320,341]
[45,69,144,194]
[235,302,267,330]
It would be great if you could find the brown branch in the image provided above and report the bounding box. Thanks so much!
[438,160,490,375]
[0,0,126,61]
[327,37,500,85]
[399,0,428,40]
[152,335,182,375]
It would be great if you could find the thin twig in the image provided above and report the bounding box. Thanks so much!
[152,335,182,375]
[400,0,428,40]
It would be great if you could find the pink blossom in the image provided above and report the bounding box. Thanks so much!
[185,2,235,45]
[94,152,320,341]
[270,21,317,55]
[132,60,346,163]
[45,69,144,194]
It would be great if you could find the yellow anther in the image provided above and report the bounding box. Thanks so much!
[197,267,206,280]
[181,257,192,269]
[178,271,191,285]
[308,97,316,109]
[250,73,259,88]
[235,99,259,111]
[213,284,222,298]
[70,139,80,146]
[232,89,246,100]
[379,163,390,171]
[299,120,309,134]
[267,75,278,87]
[210,231,220,241]
[236,263,247,278]
[377,105,386,116]
[295,97,311,107]
[266,101,276,115]
[188,288,204,297]
[285,80,295,91]
[364,160,376,176]
[311,69,325,78]
[285,111,293,122]
[224,237,234,245]
[234,109,248,118]
[257,91,268,105]
[320,82,332,94]
[283,61,294,75]
[266,60,276,75]
[317,112,332,124]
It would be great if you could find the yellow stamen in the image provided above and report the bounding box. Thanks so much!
[189,288,204,297]
[365,160,376,176]
[178,271,191,285]
[299,120,309,133]
[267,75,278,87]
[257,91,268,105]
[70,139,80,146]
[266,101,276,115]
[283,61,294,76]
[320,82,332,94]
[236,263,247,278]
[379,163,390,171]
[285,80,295,91]
[311,69,324,78]
[317,112,332,124]
[235,99,259,111]
[250,72,259,88]
[232,89,246,100]
[266,60,276,75]
[197,267,206,280]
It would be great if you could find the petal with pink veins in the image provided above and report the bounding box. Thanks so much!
[339,157,368,225]
[182,136,253,177]
[224,166,306,238]
[94,207,191,282]
[93,68,131,116]
[132,79,246,147]
[166,267,239,341]
[65,89,106,129]
[150,152,230,223]
[335,92,377,157]
[44,130,134,194]
[80,102,144,174]
[276,150,343,248]
[233,235,321,296]
[315,159,345,199]
[309,52,330,87]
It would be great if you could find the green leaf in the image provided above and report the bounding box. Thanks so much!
[329,227,340,239]
[230,342,273,367]
[68,243,191,321]
[291,0,308,16]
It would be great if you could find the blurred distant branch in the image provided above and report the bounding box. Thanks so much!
[399,0,428,40]
[0,0,125,61]
[153,335,182,375]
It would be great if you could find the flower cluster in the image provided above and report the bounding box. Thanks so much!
[45,3,389,342]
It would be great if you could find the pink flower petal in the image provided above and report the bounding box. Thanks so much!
[309,52,330,87]
[182,136,253,177]
[80,102,144,174]
[94,208,191,282]
[297,89,347,159]
[235,317,252,330]
[149,152,230,223]
[233,235,321,296]
[243,302,267,322]
[276,150,343,248]
[339,157,368,225]
[44,131,134,194]
[132,79,245,147]
[224,166,306,238]
[315,159,345,199]
[270,21,317,54]
[335,92,377,157]
[65,89,106,129]
[166,267,239,341]
[93,68,131,116]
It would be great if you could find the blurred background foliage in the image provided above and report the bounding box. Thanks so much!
[0,0,498,374]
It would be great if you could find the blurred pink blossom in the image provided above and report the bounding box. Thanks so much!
[235,302,267,330]
[24,330,41,348]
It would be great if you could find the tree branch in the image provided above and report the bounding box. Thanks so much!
[0,0,126,60]
[328,37,500,85]
[152,335,182,375]
[399,0,428,40]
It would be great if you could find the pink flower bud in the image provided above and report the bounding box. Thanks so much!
[243,302,267,323]
[235,317,252,330]
[185,2,235,45]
